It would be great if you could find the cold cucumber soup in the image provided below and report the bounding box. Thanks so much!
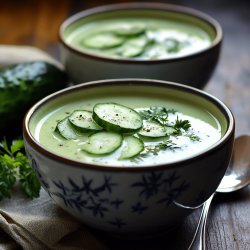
[65,15,213,60]
[30,85,223,167]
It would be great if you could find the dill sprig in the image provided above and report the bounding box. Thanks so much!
[145,140,179,155]
[138,107,176,126]
[130,140,179,163]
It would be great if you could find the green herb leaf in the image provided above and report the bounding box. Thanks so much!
[173,116,191,133]
[0,138,12,155]
[0,138,41,201]
[138,107,176,127]
[145,140,179,155]
[10,140,24,154]
[188,133,201,142]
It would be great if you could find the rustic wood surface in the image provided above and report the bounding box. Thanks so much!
[0,0,249,249]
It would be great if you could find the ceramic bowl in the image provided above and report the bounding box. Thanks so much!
[23,79,234,238]
[59,3,222,89]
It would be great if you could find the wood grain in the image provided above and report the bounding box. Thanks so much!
[0,0,249,249]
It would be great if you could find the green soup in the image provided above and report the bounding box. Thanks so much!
[64,13,213,60]
[29,84,225,167]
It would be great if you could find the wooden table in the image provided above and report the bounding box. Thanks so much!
[1,0,249,249]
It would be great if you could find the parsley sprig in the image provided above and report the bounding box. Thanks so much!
[173,116,192,135]
[174,116,191,131]
[0,138,41,201]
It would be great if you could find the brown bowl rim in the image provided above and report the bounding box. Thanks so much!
[58,2,223,65]
[23,79,235,172]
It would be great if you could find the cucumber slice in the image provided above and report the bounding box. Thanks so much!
[115,24,145,37]
[138,120,167,138]
[55,117,78,140]
[69,110,102,133]
[82,131,122,155]
[82,33,124,49]
[119,136,144,160]
[119,46,144,58]
[93,103,142,133]
[118,36,148,58]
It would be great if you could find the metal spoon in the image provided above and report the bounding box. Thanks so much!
[188,135,250,250]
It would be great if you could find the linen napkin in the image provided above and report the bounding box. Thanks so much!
[0,187,108,250]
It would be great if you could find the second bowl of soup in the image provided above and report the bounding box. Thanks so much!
[59,2,222,88]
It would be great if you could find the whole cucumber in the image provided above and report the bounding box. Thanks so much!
[0,61,68,137]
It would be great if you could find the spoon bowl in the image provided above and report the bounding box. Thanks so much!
[189,135,250,250]
[218,135,250,193]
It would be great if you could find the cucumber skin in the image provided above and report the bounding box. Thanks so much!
[119,136,144,160]
[138,121,166,138]
[92,103,143,134]
[55,117,78,140]
[93,111,142,134]
[70,122,101,133]
[69,110,103,133]
[0,61,68,138]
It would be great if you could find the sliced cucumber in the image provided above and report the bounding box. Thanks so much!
[115,24,145,37]
[138,120,167,138]
[93,103,142,133]
[119,46,144,58]
[55,117,78,140]
[82,131,122,155]
[82,33,124,49]
[118,36,148,58]
[119,136,144,160]
[69,110,102,133]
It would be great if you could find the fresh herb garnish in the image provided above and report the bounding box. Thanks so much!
[145,140,179,155]
[173,116,191,132]
[172,117,201,142]
[130,139,179,163]
[0,138,41,201]
[138,107,176,126]
[188,133,201,142]
[136,107,201,157]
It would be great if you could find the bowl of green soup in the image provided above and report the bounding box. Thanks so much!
[59,3,222,88]
[23,79,234,237]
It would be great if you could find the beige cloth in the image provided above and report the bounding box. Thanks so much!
[0,187,108,250]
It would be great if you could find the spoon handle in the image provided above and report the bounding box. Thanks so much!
[188,193,215,250]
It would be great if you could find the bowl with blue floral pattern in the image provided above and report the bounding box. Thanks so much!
[23,79,234,237]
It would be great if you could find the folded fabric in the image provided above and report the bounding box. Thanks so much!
[0,187,107,250]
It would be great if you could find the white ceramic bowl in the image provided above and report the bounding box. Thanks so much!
[59,3,222,89]
[23,79,234,238]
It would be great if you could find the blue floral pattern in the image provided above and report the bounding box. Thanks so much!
[131,171,189,208]
[51,175,119,217]
[28,154,190,229]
